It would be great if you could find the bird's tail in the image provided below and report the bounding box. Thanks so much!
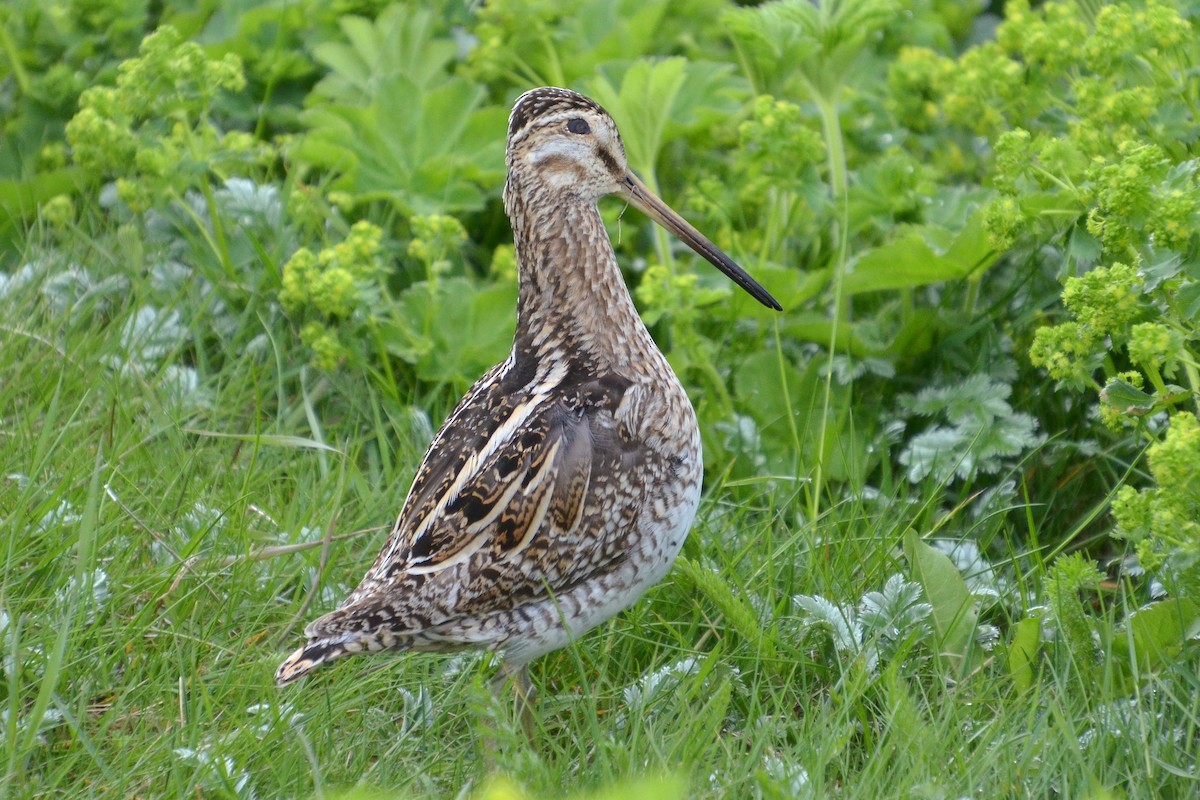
[275,636,354,685]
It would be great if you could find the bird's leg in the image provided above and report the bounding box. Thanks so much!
[479,660,536,766]
[496,661,537,740]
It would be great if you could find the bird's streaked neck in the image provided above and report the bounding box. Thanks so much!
[504,173,658,371]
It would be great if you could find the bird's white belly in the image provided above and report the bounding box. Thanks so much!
[498,471,702,664]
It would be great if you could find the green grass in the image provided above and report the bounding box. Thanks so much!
[4,0,1200,795]
[2,224,1197,799]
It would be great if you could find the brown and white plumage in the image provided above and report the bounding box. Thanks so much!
[276,87,780,687]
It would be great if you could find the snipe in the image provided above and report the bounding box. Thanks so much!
[276,87,780,703]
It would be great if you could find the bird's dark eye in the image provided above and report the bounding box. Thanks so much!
[567,117,591,135]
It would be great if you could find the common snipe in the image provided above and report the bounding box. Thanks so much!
[276,87,780,699]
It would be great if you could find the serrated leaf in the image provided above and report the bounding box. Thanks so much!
[295,75,505,214]
[310,5,457,102]
[796,593,860,653]
[587,58,739,177]
[724,0,897,96]
[1065,225,1102,268]
[387,276,517,387]
[1176,280,1200,319]
[722,1,821,95]
[903,531,979,677]
[899,426,968,483]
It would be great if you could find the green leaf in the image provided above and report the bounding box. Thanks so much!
[902,531,979,677]
[843,211,997,295]
[1119,599,1200,672]
[1100,378,1156,416]
[181,429,343,453]
[723,0,898,97]
[722,1,820,95]
[1176,280,1200,320]
[587,58,740,178]
[778,312,878,356]
[310,4,458,103]
[731,351,867,482]
[385,277,517,387]
[1005,616,1041,693]
[295,75,506,214]
[471,0,675,88]
[0,168,87,229]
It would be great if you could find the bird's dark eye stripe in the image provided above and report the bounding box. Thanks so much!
[567,118,590,135]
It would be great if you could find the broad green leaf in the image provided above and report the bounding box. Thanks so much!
[724,264,828,316]
[472,0,675,87]
[1100,378,1156,416]
[903,531,979,676]
[0,168,87,229]
[779,312,878,356]
[295,75,506,214]
[1116,599,1200,672]
[722,1,820,96]
[386,277,517,387]
[843,211,996,295]
[310,4,458,103]
[723,0,897,97]
[732,350,865,481]
[587,58,740,178]
[1177,280,1200,319]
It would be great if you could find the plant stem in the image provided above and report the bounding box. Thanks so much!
[808,86,852,521]
[0,20,30,96]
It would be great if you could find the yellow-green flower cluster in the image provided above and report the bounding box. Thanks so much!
[280,221,384,319]
[1128,322,1184,378]
[1084,142,1170,253]
[891,1,1200,260]
[489,245,517,282]
[407,214,467,278]
[1098,371,1147,431]
[64,25,260,211]
[1113,412,1200,577]
[39,195,77,230]
[737,96,825,179]
[1080,1,1192,76]
[280,221,388,371]
[887,47,954,133]
[1061,262,1143,337]
[982,196,1024,252]
[1029,321,1100,389]
[299,322,348,372]
[996,0,1088,76]
[1030,262,1148,388]
[939,42,1025,136]
[635,263,727,328]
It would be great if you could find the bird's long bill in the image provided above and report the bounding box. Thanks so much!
[618,171,782,311]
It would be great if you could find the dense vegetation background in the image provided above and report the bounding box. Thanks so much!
[1,0,1198,797]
